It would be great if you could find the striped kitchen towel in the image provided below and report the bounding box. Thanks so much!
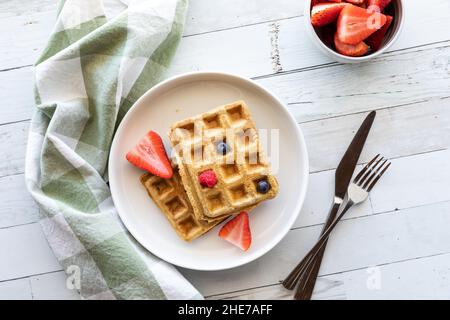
[25,0,201,299]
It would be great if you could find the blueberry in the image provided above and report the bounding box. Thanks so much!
[257,180,270,194]
[216,141,230,155]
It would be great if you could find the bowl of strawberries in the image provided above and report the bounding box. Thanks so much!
[305,0,404,63]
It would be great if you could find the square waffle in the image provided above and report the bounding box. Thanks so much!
[140,166,224,241]
[169,100,279,220]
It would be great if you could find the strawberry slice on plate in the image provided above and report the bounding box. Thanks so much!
[126,130,173,179]
[365,15,393,51]
[311,3,348,27]
[337,4,387,45]
[334,32,369,56]
[219,211,252,251]
[367,0,392,12]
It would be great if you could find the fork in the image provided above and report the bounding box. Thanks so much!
[287,154,391,299]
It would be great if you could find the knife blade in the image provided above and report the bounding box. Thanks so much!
[283,110,376,293]
[335,110,376,200]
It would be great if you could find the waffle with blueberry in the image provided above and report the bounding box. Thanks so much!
[168,100,279,221]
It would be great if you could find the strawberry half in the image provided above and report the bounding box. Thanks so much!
[337,4,387,45]
[345,0,365,5]
[312,0,342,5]
[311,3,348,27]
[126,130,173,179]
[334,32,369,56]
[365,15,393,51]
[367,0,391,12]
[219,211,252,251]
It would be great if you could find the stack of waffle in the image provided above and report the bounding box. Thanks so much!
[141,100,278,241]
[140,166,221,242]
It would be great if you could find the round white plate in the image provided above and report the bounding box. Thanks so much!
[109,72,309,271]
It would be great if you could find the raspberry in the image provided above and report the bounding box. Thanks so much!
[198,169,217,188]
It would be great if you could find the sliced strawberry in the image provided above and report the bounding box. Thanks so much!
[126,131,173,178]
[219,212,252,251]
[334,32,369,56]
[366,0,391,12]
[345,0,365,5]
[365,15,393,51]
[337,4,387,45]
[312,0,342,6]
[359,2,367,9]
[311,3,348,27]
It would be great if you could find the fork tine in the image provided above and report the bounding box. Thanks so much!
[354,154,379,184]
[366,161,391,192]
[357,156,383,186]
[363,159,387,189]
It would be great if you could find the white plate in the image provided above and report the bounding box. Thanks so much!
[109,72,309,271]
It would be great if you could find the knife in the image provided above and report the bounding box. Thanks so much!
[282,111,376,296]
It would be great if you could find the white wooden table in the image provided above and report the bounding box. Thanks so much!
[1,0,450,300]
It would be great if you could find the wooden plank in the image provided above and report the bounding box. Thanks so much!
[0,0,55,18]
[0,67,34,126]
[30,271,80,300]
[0,271,80,300]
[295,149,450,229]
[185,0,303,36]
[209,252,450,300]
[181,200,450,296]
[259,43,450,122]
[0,277,32,300]
[0,222,61,282]
[0,120,28,178]
[0,173,39,228]
[0,10,54,70]
[301,100,450,173]
[370,149,450,214]
[167,21,274,79]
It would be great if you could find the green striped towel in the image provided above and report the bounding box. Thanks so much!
[25,0,201,299]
